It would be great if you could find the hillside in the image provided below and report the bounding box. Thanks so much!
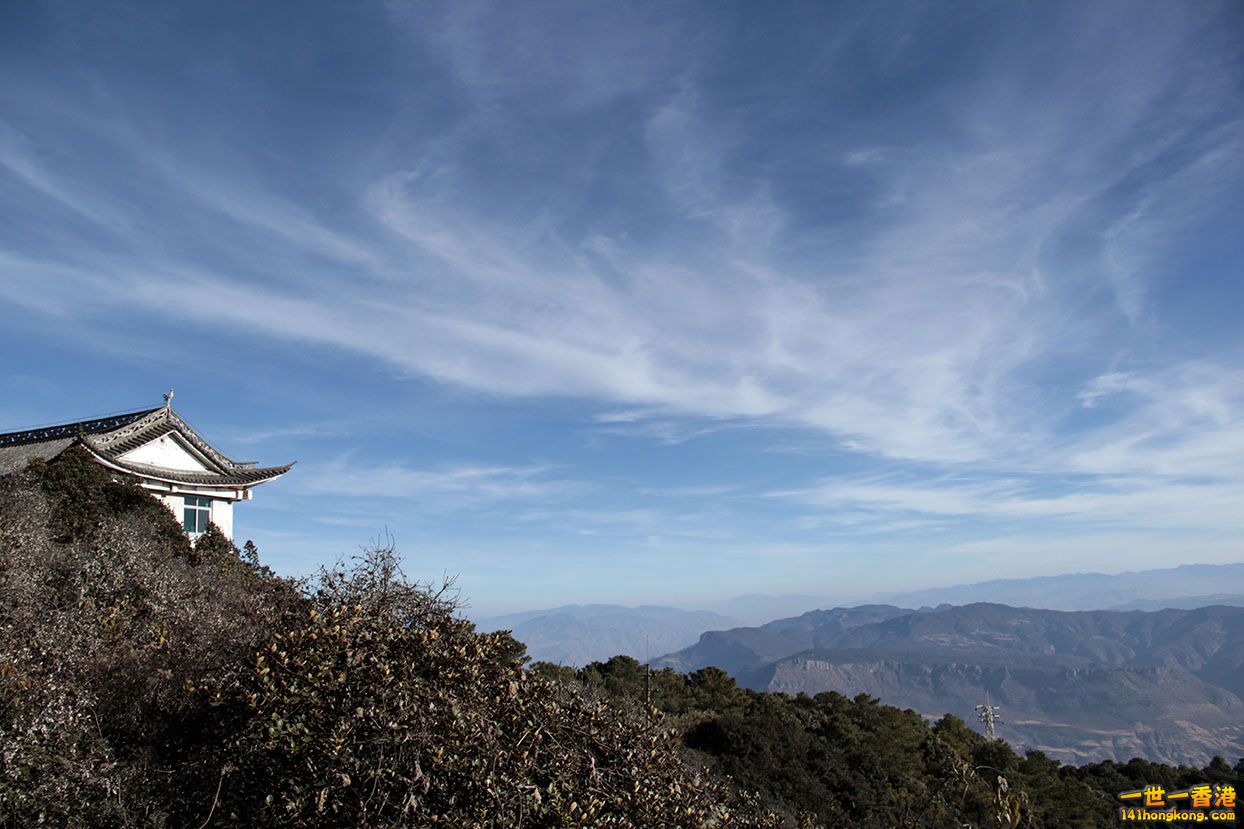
[656,604,915,675]
[5,449,1240,827]
[0,448,779,827]
[745,655,1244,766]
[555,653,1243,828]
[658,603,1244,764]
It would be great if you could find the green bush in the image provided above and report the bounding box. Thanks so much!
[216,544,780,827]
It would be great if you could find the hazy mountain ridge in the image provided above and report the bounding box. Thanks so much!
[1110,593,1244,611]
[657,602,1244,764]
[480,564,1244,671]
[475,604,738,666]
[701,563,1244,624]
[871,563,1244,611]
[656,602,1244,683]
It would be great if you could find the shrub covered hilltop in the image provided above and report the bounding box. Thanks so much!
[1,448,1239,827]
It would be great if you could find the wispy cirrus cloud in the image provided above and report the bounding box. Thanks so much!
[2,0,1243,606]
[769,470,1244,533]
[1064,363,1244,479]
[3,4,1238,472]
[293,457,584,506]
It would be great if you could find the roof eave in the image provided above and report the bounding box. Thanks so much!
[81,446,294,489]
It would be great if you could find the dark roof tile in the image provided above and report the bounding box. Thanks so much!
[0,406,292,488]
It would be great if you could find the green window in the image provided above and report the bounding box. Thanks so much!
[184,496,211,533]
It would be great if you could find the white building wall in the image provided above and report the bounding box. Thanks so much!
[157,493,180,524]
[120,435,211,471]
[155,492,235,542]
[210,499,234,541]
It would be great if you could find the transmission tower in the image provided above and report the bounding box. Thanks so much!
[975,691,1002,740]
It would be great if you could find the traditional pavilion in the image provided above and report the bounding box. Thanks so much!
[0,395,292,540]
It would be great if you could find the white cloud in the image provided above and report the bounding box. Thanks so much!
[3,0,1242,600]
[0,122,137,237]
[1066,363,1244,477]
[3,136,1236,481]
[592,410,654,424]
[293,457,583,505]
[770,471,1244,534]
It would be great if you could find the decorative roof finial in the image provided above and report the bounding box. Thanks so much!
[163,389,174,406]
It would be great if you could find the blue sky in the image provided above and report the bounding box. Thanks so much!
[2,1,1242,616]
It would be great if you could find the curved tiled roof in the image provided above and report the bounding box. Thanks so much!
[0,406,293,487]
[0,408,160,448]
[0,438,76,475]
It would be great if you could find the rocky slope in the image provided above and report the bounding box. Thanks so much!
[658,603,1244,764]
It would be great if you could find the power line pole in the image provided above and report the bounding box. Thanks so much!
[975,691,1002,740]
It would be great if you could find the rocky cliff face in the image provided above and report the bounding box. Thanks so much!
[744,655,1244,765]
[654,604,913,675]
[658,603,1244,764]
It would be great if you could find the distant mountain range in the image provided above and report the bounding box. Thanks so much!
[474,563,1244,667]
[655,602,1244,766]
[869,563,1244,612]
[702,563,1244,624]
[473,564,1244,763]
[473,604,738,666]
